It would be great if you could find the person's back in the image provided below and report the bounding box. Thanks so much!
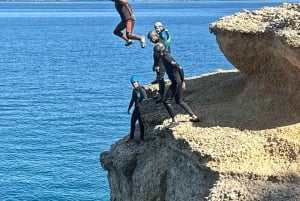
[161,52,182,83]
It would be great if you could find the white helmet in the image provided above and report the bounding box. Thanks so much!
[154,21,163,28]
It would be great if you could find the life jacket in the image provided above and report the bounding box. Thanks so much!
[161,28,171,44]
[158,29,171,52]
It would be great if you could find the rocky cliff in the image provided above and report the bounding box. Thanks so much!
[100,3,300,201]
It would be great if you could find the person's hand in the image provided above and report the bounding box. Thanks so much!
[127,110,130,115]
[182,81,186,90]
[155,66,160,72]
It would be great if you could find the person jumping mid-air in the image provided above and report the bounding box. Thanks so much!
[112,0,146,48]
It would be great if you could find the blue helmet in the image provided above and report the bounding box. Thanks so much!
[130,75,139,83]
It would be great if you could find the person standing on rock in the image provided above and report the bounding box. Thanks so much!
[112,0,146,48]
[153,43,201,127]
[147,30,167,103]
[127,75,147,141]
[150,22,171,85]
[154,21,171,53]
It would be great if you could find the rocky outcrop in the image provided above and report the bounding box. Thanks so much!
[100,127,219,201]
[100,4,300,201]
[209,3,300,92]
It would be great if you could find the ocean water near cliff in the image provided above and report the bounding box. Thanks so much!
[0,1,297,200]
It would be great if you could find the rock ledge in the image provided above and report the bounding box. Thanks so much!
[100,4,300,201]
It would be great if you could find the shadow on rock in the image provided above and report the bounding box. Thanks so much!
[144,71,300,130]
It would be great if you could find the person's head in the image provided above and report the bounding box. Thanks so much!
[130,75,139,88]
[147,30,159,43]
[154,42,165,56]
[154,22,163,34]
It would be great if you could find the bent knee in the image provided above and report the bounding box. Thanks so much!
[126,32,133,39]
[113,30,119,36]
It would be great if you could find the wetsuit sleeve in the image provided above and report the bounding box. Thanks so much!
[128,90,135,111]
[152,53,160,71]
[176,64,185,82]
[140,87,147,101]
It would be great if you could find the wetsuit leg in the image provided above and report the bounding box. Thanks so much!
[130,109,138,139]
[162,83,176,118]
[125,19,133,33]
[113,21,128,41]
[136,109,144,140]
[158,69,165,97]
[174,86,195,116]
[125,20,141,40]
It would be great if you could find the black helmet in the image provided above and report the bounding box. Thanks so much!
[147,30,158,39]
[154,42,165,53]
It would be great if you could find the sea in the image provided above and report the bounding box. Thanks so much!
[0,0,297,200]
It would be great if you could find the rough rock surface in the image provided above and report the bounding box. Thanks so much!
[100,4,300,201]
[209,3,300,92]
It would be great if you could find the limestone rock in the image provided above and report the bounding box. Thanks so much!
[209,3,300,91]
[100,4,300,201]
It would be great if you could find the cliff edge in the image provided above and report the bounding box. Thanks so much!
[100,3,300,201]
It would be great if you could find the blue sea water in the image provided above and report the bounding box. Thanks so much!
[0,1,297,200]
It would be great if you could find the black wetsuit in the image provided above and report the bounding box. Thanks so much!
[114,0,132,22]
[153,39,167,97]
[128,86,147,140]
[113,0,139,41]
[160,52,195,119]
